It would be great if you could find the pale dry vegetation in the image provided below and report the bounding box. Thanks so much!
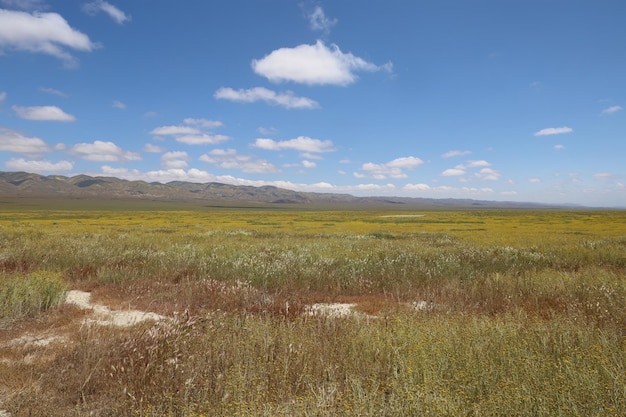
[1,206,625,416]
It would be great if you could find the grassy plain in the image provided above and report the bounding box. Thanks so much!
[1,198,625,416]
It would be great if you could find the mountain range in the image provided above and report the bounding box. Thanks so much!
[0,171,581,209]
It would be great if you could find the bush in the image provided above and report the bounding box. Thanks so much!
[0,271,67,319]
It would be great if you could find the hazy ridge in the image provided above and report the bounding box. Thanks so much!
[0,171,580,209]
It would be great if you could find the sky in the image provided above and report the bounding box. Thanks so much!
[1,1,625,207]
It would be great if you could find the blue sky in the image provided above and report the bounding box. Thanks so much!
[1,0,625,207]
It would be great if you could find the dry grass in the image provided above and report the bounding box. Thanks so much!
[0,207,625,416]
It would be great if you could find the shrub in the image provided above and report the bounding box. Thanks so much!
[0,271,67,319]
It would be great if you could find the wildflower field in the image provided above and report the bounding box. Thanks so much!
[0,199,625,416]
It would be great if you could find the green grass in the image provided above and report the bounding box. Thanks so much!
[0,271,67,320]
[0,206,625,416]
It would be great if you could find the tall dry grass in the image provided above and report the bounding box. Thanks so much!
[1,208,625,415]
[7,311,625,416]
[0,271,67,320]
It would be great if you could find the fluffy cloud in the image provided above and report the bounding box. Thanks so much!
[151,125,199,136]
[0,91,6,101]
[306,6,337,34]
[100,166,215,183]
[40,87,68,97]
[12,105,76,121]
[602,105,622,114]
[356,156,424,180]
[593,173,614,181]
[252,40,392,86]
[200,148,280,174]
[403,183,495,195]
[258,126,277,135]
[441,168,465,177]
[475,167,500,181]
[442,150,472,158]
[403,183,431,191]
[83,0,130,24]
[0,9,96,66]
[215,87,319,109]
[112,100,126,109]
[456,160,491,169]
[70,140,141,162]
[150,118,228,145]
[144,143,164,153]
[161,151,189,169]
[176,134,229,145]
[183,118,223,129]
[533,126,573,136]
[5,158,73,172]
[441,160,500,181]
[253,136,336,153]
[0,126,54,155]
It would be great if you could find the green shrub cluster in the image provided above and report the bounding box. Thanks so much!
[0,271,67,319]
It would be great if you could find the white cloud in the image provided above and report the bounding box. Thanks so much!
[101,165,137,177]
[442,160,499,181]
[162,151,188,160]
[300,152,323,160]
[5,158,73,172]
[258,126,277,135]
[70,140,141,162]
[460,160,491,169]
[40,86,68,97]
[301,160,316,168]
[161,151,189,169]
[475,167,500,181]
[252,40,392,86]
[0,91,6,101]
[0,126,51,154]
[402,184,496,196]
[0,9,97,66]
[403,183,431,191]
[554,144,565,150]
[150,118,228,145]
[593,173,614,181]
[306,6,337,34]
[200,148,279,174]
[602,105,623,114]
[441,168,465,177]
[83,0,130,24]
[533,126,573,136]
[176,134,229,145]
[183,118,223,129]
[12,105,76,121]
[144,143,164,153]
[215,87,319,109]
[112,100,126,109]
[528,178,541,183]
[442,150,472,158]
[253,136,336,153]
[151,125,199,136]
[357,156,424,179]
[386,156,424,169]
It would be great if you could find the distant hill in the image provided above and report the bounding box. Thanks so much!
[0,171,577,209]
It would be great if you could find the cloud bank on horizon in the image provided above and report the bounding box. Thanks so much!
[0,1,625,207]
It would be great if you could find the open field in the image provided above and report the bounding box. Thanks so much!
[1,200,625,416]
